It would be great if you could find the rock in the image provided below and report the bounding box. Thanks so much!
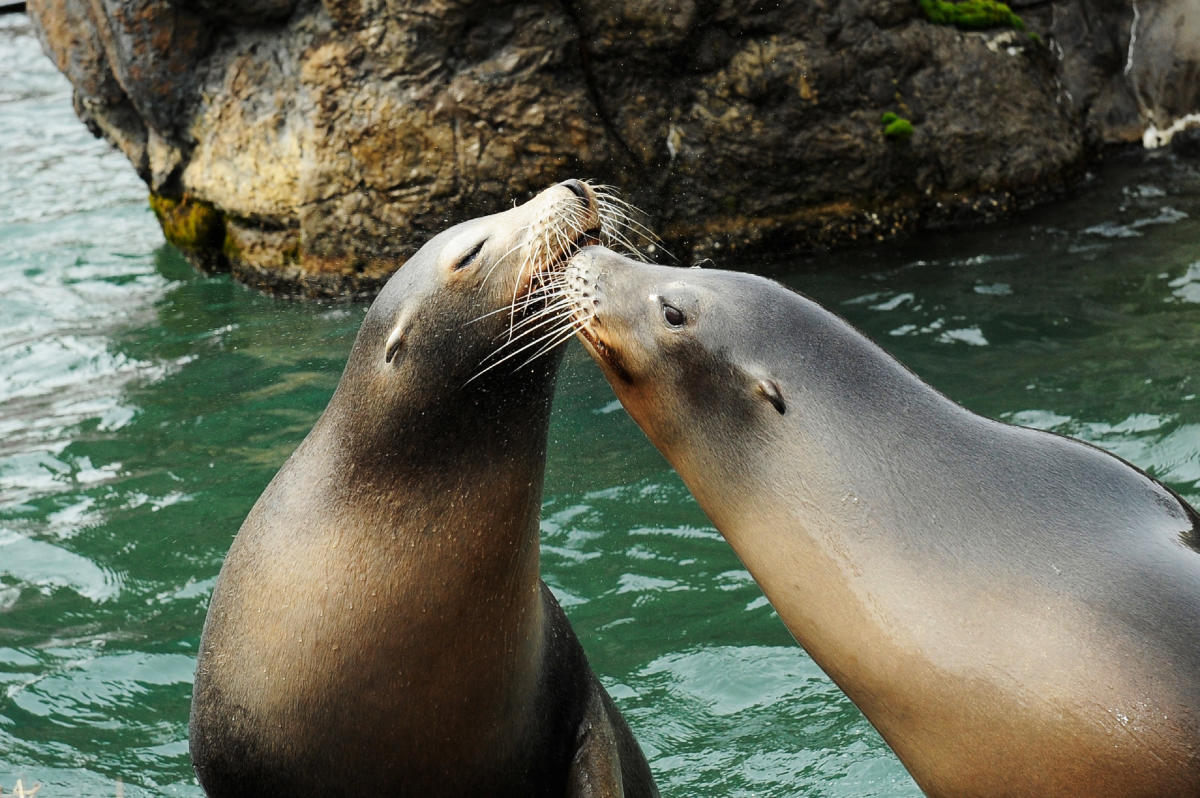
[1125,0,1200,133]
[25,0,1200,297]
[1170,124,1200,160]
[1045,0,1151,147]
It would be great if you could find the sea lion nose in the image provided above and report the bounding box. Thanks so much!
[561,179,589,203]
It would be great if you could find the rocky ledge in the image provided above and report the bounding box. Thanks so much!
[27,0,1200,297]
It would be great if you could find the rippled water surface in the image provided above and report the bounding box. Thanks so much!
[4,15,1200,797]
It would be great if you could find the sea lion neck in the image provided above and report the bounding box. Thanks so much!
[318,348,561,471]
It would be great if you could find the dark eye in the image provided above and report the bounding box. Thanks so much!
[662,302,686,327]
[454,239,487,271]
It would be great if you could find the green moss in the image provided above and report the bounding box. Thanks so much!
[148,193,225,253]
[221,229,241,261]
[880,111,915,141]
[884,118,915,140]
[918,0,1025,30]
[1027,31,1043,46]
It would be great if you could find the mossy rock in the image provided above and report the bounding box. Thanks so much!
[149,193,228,272]
[884,118,915,140]
[880,111,915,141]
[918,0,1025,30]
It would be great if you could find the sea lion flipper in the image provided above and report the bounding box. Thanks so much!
[566,687,625,798]
[567,683,660,798]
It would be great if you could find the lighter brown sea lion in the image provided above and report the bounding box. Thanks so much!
[560,246,1200,798]
[189,186,659,798]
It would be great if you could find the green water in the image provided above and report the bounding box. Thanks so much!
[3,16,1200,797]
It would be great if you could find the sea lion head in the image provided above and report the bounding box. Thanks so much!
[561,246,813,516]
[325,181,639,451]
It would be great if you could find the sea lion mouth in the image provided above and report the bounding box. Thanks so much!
[520,226,603,309]
[549,227,603,272]
[576,318,634,385]
[470,183,650,381]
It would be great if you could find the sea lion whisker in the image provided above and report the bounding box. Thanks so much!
[589,183,628,204]
[501,292,571,324]
[596,210,637,238]
[514,321,588,370]
[597,204,650,240]
[592,188,647,221]
[593,198,628,225]
[507,315,582,364]
[507,258,533,339]
[593,194,638,220]
[564,208,591,238]
[595,205,663,261]
[491,295,576,335]
[496,292,571,328]
[480,227,535,288]
[469,316,580,382]
[514,289,568,317]
[606,214,660,248]
[493,302,576,340]
[484,183,608,342]
[550,229,577,269]
[601,226,646,258]
[524,275,568,297]
[524,223,577,298]
[592,189,659,248]
[466,303,532,325]
[504,237,548,337]
[595,222,646,260]
[489,314,577,354]
[480,252,517,290]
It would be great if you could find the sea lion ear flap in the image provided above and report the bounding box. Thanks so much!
[384,323,406,365]
[755,377,787,415]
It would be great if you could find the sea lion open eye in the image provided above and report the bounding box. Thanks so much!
[454,239,487,271]
[662,302,686,327]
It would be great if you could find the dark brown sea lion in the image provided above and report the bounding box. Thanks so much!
[560,246,1200,798]
[190,186,659,798]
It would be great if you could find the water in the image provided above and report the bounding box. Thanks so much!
[3,15,1200,797]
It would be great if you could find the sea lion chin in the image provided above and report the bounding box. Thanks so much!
[189,188,659,798]
[563,245,1200,798]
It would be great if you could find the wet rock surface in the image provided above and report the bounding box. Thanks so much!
[26,0,1199,297]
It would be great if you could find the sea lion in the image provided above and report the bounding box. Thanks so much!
[189,185,659,798]
[559,246,1200,797]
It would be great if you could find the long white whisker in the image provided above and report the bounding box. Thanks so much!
[467,275,569,327]
[467,303,529,325]
[492,315,576,353]
[514,321,587,371]
[481,226,535,287]
[489,311,579,360]
[467,317,578,383]
[489,303,575,342]
[597,199,656,239]
[604,212,659,246]
[465,181,662,385]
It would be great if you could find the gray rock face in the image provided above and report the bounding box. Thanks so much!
[25,0,1199,297]
[1124,0,1200,145]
